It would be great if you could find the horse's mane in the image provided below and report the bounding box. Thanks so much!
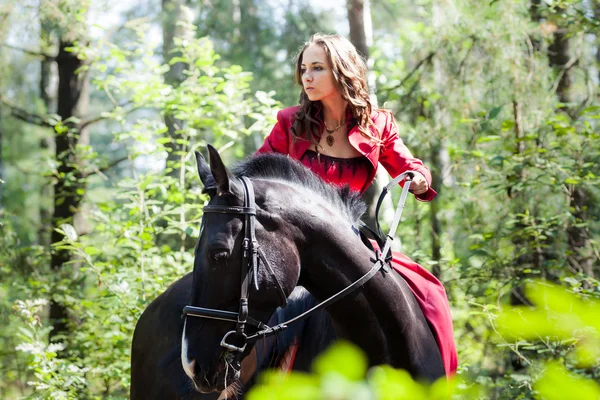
[232,153,367,225]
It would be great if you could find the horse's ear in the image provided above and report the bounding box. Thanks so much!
[194,150,217,196]
[206,144,233,196]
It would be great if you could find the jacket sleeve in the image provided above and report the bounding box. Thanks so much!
[255,110,291,155]
[378,112,437,202]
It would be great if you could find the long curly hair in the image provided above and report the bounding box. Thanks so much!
[291,34,382,146]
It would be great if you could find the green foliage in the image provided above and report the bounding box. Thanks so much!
[249,280,600,400]
[13,299,88,400]
[248,341,478,400]
[2,15,278,397]
[496,280,600,399]
[535,362,600,400]
[1,0,599,398]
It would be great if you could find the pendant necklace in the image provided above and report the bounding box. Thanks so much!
[323,119,345,146]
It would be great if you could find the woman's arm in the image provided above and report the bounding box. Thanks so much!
[378,112,437,202]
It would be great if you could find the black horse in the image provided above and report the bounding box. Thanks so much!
[130,272,222,399]
[130,275,320,399]
[178,146,444,395]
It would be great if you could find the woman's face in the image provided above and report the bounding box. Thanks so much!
[300,44,341,103]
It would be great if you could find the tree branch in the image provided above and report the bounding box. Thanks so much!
[0,95,53,127]
[79,102,139,130]
[381,51,436,95]
[3,44,55,61]
[79,115,108,131]
[457,36,478,78]
[83,156,129,178]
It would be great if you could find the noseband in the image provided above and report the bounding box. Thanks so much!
[183,172,415,357]
[182,177,287,353]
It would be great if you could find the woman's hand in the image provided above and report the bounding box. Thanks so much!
[407,172,429,195]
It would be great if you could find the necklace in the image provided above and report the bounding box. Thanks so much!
[323,119,345,146]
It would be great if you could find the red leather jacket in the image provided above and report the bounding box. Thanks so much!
[256,106,437,201]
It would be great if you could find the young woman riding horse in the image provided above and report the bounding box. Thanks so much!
[131,33,457,399]
[251,33,457,377]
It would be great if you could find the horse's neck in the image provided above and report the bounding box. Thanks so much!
[272,187,444,378]
[299,220,398,351]
[298,215,435,367]
[264,181,410,325]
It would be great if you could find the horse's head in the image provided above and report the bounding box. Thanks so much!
[181,146,299,393]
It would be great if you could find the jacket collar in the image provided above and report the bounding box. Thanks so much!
[296,102,377,170]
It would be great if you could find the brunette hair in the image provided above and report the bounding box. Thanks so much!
[291,34,382,146]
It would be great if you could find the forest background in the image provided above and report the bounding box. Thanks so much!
[0,0,599,399]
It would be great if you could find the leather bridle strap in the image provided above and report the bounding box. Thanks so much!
[258,247,287,307]
[244,172,415,344]
[182,306,267,330]
[378,172,414,260]
[245,255,387,343]
[374,171,415,260]
[183,177,287,353]
[184,173,414,353]
[237,177,255,337]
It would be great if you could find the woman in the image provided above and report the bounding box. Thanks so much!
[252,34,457,378]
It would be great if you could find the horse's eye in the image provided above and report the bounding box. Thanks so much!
[211,250,229,262]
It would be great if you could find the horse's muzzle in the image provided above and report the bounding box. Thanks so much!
[193,355,241,394]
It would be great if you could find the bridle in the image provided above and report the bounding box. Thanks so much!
[182,177,286,354]
[182,172,415,357]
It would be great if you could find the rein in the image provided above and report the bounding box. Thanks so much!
[244,171,415,343]
[183,171,415,353]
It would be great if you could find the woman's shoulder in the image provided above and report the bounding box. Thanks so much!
[370,108,394,123]
[279,105,301,119]
[370,108,396,135]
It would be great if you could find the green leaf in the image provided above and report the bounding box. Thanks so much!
[169,57,188,65]
[60,224,78,242]
[369,365,428,400]
[477,135,501,143]
[312,341,367,381]
[501,120,515,131]
[247,371,321,400]
[535,362,600,400]
[139,175,154,191]
[488,106,503,119]
[84,247,100,256]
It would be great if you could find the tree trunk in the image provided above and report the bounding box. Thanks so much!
[429,0,447,278]
[49,40,90,341]
[347,0,368,59]
[0,3,13,207]
[529,0,542,51]
[595,2,600,89]
[545,10,595,279]
[162,0,192,177]
[0,119,3,207]
[39,15,54,247]
[347,0,387,231]
[238,0,262,157]
[548,26,571,105]
[567,188,594,278]
[529,0,542,22]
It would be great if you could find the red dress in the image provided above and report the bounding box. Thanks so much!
[257,106,458,376]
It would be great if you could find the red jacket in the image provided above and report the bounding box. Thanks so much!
[256,106,437,201]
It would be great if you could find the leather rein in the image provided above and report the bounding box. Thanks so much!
[182,172,414,354]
